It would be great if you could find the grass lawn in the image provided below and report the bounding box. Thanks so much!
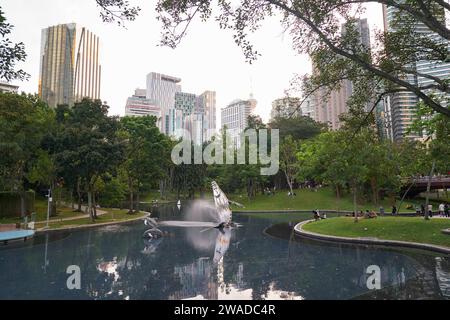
[35,209,147,230]
[0,198,83,224]
[230,188,417,212]
[303,216,450,247]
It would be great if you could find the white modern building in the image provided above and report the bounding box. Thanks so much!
[0,82,19,93]
[146,72,181,135]
[221,95,257,148]
[300,95,316,120]
[125,89,161,124]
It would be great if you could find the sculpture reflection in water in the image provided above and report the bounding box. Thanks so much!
[142,181,239,262]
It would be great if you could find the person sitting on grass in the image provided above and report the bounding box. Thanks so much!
[313,210,321,221]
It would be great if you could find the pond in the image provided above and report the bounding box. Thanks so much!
[0,202,449,300]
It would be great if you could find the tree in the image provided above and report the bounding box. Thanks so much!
[0,93,53,216]
[269,115,325,140]
[0,7,28,81]
[119,115,170,213]
[53,99,124,221]
[280,135,299,195]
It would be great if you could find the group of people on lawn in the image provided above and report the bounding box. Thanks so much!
[414,203,450,217]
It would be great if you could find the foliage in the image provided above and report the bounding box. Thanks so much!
[0,7,28,81]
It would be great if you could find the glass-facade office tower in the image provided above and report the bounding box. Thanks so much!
[39,23,101,108]
[382,4,450,141]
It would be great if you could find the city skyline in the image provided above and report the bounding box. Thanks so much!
[1,0,383,124]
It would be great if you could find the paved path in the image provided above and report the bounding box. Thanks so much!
[36,204,108,225]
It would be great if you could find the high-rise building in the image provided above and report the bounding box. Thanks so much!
[270,97,302,119]
[0,82,19,93]
[313,19,370,130]
[300,95,316,120]
[39,23,101,108]
[382,4,450,141]
[221,95,257,148]
[173,91,216,145]
[174,92,197,137]
[199,91,217,142]
[146,72,182,135]
[125,89,161,123]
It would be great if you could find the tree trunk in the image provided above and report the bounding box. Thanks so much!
[20,190,25,218]
[284,170,294,195]
[76,179,82,212]
[71,189,74,210]
[336,184,341,214]
[128,177,134,214]
[87,189,94,222]
[370,177,378,206]
[93,193,97,219]
[136,191,140,213]
[353,183,358,223]
[425,160,436,221]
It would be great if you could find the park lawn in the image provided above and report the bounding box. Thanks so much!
[230,188,416,212]
[303,216,450,248]
[36,209,147,230]
[0,198,82,224]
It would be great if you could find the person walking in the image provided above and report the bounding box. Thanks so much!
[445,203,449,218]
[379,206,385,216]
[428,204,433,218]
[439,203,445,217]
[392,205,397,216]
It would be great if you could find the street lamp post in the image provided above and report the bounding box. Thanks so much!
[46,189,52,229]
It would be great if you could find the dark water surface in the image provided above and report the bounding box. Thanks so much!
[0,203,449,300]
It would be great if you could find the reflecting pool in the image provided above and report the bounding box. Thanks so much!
[0,202,449,300]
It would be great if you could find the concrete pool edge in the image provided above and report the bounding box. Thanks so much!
[35,212,151,235]
[294,220,450,255]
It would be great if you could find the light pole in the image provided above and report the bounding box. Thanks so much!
[46,189,52,229]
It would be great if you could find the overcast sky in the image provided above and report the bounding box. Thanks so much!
[2,0,383,123]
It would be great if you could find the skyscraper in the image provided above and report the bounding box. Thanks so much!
[39,23,101,108]
[199,91,217,142]
[221,95,257,148]
[313,19,371,130]
[382,4,450,141]
[146,72,181,135]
